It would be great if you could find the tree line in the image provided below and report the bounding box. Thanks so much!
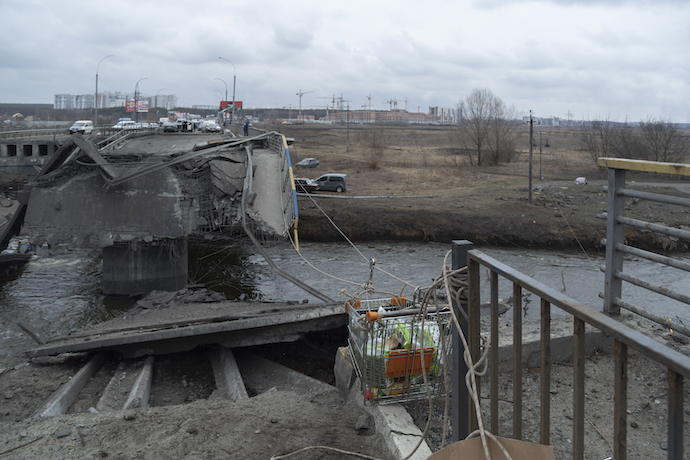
[456,88,690,167]
[579,118,690,166]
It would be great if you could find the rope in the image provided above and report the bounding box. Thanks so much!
[439,250,512,460]
[271,249,512,460]
[547,188,597,269]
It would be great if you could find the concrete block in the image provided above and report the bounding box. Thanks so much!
[234,350,337,397]
[123,356,155,409]
[209,348,248,400]
[334,346,357,400]
[334,345,433,460]
[35,352,107,417]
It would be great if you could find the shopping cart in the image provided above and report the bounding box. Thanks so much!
[346,297,453,404]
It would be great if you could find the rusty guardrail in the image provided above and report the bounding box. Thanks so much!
[454,241,690,459]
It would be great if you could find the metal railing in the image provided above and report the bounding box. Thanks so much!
[264,131,298,239]
[451,239,690,459]
[599,158,690,339]
[0,128,68,140]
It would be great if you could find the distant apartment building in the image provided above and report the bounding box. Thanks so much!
[54,94,95,110]
[428,107,460,124]
[54,93,177,110]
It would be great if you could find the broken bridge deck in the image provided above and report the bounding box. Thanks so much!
[31,301,347,359]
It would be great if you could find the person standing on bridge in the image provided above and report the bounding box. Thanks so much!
[243,120,249,136]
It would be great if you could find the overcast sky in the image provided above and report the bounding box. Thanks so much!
[1,0,688,122]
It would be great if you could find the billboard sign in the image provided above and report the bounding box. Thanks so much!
[220,101,243,110]
[126,100,136,112]
[137,101,149,113]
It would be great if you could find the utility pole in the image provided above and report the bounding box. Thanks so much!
[296,89,313,121]
[529,111,533,203]
[366,94,371,123]
[346,103,350,152]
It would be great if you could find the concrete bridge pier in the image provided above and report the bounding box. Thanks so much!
[102,237,188,295]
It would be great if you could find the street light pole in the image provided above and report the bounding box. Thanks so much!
[155,88,166,109]
[95,55,114,126]
[215,78,228,124]
[135,77,147,122]
[218,57,236,123]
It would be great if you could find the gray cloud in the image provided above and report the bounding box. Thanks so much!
[0,0,688,122]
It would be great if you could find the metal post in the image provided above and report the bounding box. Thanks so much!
[529,112,533,203]
[95,55,113,126]
[668,369,684,459]
[219,57,236,123]
[216,78,228,125]
[134,78,147,123]
[539,131,543,180]
[604,168,626,315]
[451,239,473,442]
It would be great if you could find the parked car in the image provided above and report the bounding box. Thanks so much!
[162,122,178,132]
[294,178,318,193]
[69,120,93,134]
[296,158,319,168]
[200,121,221,133]
[313,174,347,192]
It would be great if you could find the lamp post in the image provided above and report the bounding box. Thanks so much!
[95,55,114,126]
[155,88,165,109]
[215,78,227,124]
[218,57,236,123]
[134,78,147,122]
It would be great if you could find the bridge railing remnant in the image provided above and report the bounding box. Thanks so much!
[453,241,690,459]
[0,128,68,140]
[265,132,298,241]
[599,158,690,338]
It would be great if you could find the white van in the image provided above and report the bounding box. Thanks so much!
[69,120,94,134]
[113,120,136,130]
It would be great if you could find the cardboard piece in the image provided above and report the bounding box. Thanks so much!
[427,435,554,460]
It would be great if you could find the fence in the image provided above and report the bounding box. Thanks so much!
[452,233,690,459]
[0,128,68,140]
[600,158,690,336]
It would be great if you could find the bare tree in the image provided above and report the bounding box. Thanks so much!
[458,88,517,166]
[360,126,389,169]
[486,98,519,164]
[579,118,616,166]
[638,118,690,163]
[611,122,646,159]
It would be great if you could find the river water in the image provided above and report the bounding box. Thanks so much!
[2,240,689,358]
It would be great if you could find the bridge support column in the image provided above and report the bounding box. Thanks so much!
[102,237,188,295]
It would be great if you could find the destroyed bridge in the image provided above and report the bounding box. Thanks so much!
[0,126,298,295]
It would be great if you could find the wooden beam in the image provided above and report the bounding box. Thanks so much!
[597,158,690,177]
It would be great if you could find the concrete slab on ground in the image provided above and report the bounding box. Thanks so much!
[30,301,347,359]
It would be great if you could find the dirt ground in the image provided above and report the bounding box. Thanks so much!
[1,124,689,459]
[280,124,690,252]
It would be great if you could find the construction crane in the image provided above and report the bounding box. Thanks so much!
[318,95,335,120]
[384,99,398,111]
[296,89,314,121]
